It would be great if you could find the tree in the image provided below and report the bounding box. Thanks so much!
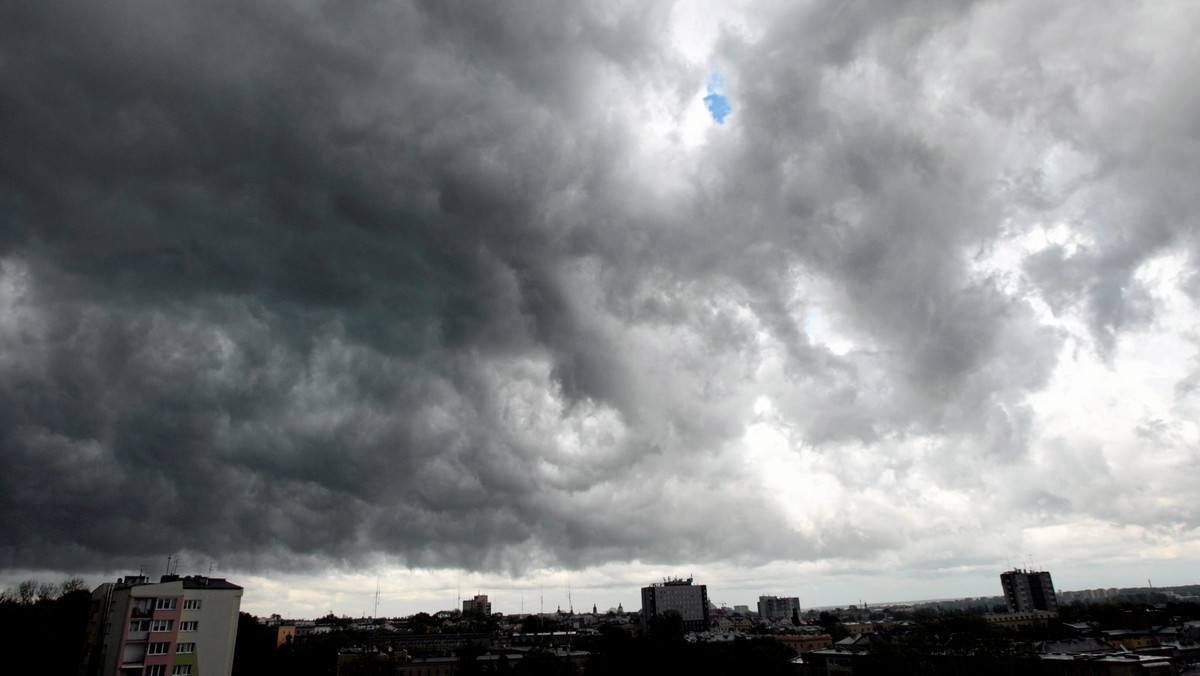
[647,610,684,642]
[818,611,849,641]
[521,615,564,634]
[17,579,38,604]
[62,577,89,594]
[409,611,436,634]
[36,580,60,602]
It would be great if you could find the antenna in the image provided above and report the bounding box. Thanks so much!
[374,575,381,619]
[568,574,573,615]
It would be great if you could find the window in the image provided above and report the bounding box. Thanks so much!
[147,642,171,655]
[179,621,198,632]
[172,666,192,676]
[132,598,154,617]
[150,619,174,632]
[182,599,201,610]
[176,643,195,654]
[146,666,167,676]
[129,620,150,633]
[156,598,178,610]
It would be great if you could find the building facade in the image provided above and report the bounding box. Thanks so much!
[81,575,243,676]
[757,595,801,622]
[1000,569,1058,613]
[463,594,491,616]
[640,578,709,633]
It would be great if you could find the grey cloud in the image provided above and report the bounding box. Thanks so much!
[2,0,1198,582]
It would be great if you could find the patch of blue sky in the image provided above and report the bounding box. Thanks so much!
[704,70,731,124]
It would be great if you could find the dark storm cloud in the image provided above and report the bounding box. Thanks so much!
[2,0,1198,580]
[0,0,792,573]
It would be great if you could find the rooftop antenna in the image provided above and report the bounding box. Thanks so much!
[208,561,214,576]
[373,575,381,619]
[568,574,573,615]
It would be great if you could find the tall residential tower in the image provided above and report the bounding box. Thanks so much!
[81,574,243,676]
[1000,569,1058,613]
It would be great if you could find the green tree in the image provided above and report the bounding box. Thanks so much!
[409,611,437,633]
[647,609,685,642]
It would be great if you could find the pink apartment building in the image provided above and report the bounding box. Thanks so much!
[80,574,242,676]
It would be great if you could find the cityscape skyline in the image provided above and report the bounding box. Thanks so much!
[3,1,1200,624]
[6,563,1193,621]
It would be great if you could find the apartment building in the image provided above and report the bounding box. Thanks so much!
[757,595,801,622]
[81,574,243,676]
[1000,569,1058,614]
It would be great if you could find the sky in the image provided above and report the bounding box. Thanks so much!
[2,0,1200,619]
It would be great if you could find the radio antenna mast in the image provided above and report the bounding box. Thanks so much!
[373,575,381,619]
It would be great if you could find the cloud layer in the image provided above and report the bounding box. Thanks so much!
[2,0,1199,596]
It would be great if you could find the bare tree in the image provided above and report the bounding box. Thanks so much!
[61,577,89,594]
[36,581,60,602]
[17,579,38,604]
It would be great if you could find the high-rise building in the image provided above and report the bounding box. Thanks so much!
[641,578,709,633]
[80,574,243,676]
[757,595,801,622]
[1000,569,1058,613]
[462,594,491,616]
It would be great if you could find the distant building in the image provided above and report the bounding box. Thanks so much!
[733,604,750,615]
[1001,569,1058,613]
[774,634,834,655]
[81,574,242,676]
[463,594,492,616]
[641,578,709,633]
[758,595,801,622]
